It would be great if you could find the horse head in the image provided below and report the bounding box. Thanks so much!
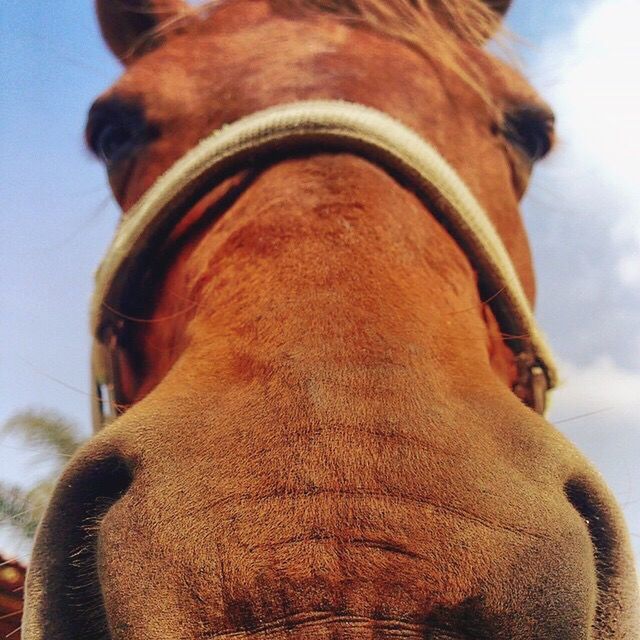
[23,1,639,638]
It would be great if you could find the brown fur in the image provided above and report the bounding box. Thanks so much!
[23,1,639,639]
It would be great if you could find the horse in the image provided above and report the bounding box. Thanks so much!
[23,0,639,638]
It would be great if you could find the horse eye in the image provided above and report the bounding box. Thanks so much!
[86,99,158,167]
[93,122,136,165]
[501,106,555,162]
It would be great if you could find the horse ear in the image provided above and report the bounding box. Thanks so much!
[482,0,512,17]
[96,0,192,65]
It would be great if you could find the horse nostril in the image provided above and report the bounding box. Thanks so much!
[564,478,616,600]
[83,455,134,516]
[63,455,134,542]
[25,453,134,638]
[66,456,133,593]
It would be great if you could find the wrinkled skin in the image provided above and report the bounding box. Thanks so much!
[23,1,639,638]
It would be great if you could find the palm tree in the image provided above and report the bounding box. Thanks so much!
[0,410,85,543]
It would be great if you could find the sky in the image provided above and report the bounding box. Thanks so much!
[1,0,639,571]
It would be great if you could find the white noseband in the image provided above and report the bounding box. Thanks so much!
[90,100,557,428]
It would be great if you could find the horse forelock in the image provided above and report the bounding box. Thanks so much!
[135,0,508,106]
[269,0,504,99]
[266,0,502,46]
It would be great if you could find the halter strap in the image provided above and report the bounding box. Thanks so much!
[91,99,557,429]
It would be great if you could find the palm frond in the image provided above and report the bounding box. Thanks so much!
[3,409,84,464]
[0,484,40,539]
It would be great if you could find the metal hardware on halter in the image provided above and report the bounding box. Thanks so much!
[513,352,549,416]
[90,100,558,429]
[91,325,121,427]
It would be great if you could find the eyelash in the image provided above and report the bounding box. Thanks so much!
[500,106,555,163]
[86,101,158,168]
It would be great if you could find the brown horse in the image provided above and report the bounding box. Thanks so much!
[23,1,638,638]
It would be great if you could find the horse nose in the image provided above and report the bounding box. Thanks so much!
[23,436,134,640]
[22,416,635,640]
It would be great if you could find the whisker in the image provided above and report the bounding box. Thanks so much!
[500,332,532,341]
[101,299,199,324]
[0,559,21,568]
[0,611,22,622]
[37,193,116,255]
[553,408,614,425]
[447,286,507,316]
[17,355,123,407]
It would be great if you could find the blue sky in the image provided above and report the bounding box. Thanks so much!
[1,0,639,568]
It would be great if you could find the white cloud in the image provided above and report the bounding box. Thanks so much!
[550,357,640,424]
[616,253,640,287]
[532,0,640,289]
